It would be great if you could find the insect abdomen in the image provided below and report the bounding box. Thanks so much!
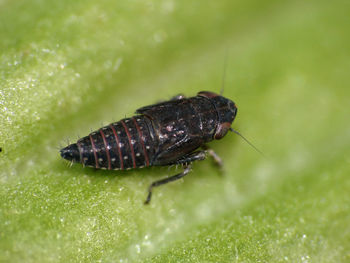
[77,116,156,170]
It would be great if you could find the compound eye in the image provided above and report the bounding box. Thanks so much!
[214,122,231,140]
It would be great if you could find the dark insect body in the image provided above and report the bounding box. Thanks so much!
[60,91,237,203]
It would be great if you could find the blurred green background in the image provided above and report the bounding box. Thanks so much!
[1,0,349,262]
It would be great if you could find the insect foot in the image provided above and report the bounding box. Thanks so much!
[144,165,192,205]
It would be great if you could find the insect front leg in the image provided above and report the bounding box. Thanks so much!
[144,164,192,205]
[201,145,223,168]
[207,149,224,168]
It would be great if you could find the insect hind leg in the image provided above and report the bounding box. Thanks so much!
[144,165,192,204]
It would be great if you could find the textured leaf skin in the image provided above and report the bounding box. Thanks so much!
[1,0,349,262]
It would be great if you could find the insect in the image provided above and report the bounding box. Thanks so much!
[60,91,238,204]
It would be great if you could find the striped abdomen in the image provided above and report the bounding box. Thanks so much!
[64,116,156,170]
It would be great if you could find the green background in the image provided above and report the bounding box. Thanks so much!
[1,0,349,262]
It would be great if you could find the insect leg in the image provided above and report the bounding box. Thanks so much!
[144,165,192,204]
[201,145,223,168]
[175,151,206,165]
[207,149,223,168]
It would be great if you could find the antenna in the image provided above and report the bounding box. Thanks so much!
[220,49,229,95]
[229,128,265,158]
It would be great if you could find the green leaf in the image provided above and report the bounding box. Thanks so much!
[1,0,349,262]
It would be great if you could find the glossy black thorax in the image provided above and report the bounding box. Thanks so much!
[137,92,237,165]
